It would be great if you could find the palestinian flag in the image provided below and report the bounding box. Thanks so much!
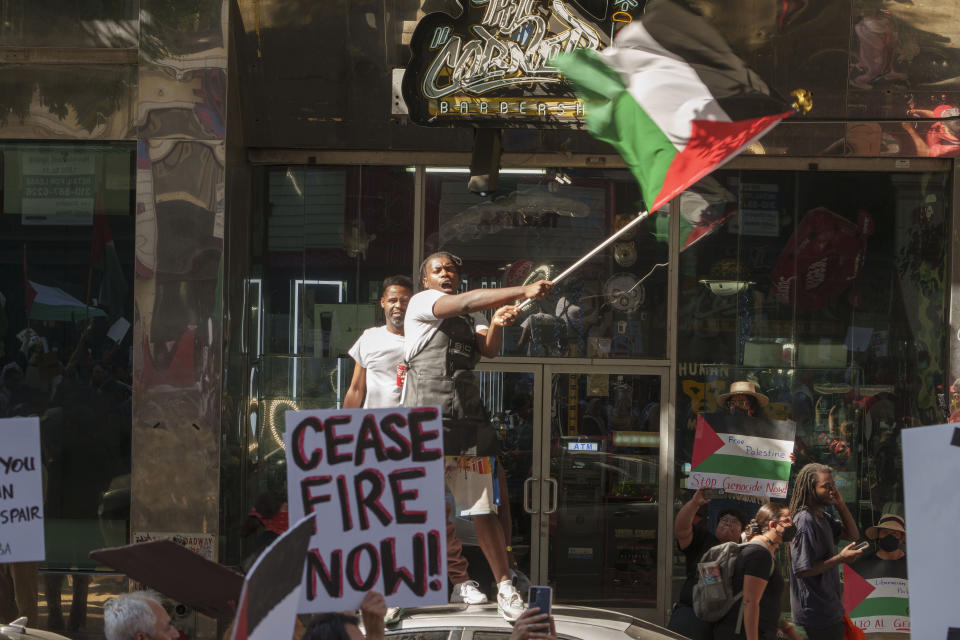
[90,213,128,321]
[553,0,794,213]
[232,514,314,640]
[844,560,910,635]
[691,413,795,498]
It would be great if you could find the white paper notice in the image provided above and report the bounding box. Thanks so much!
[902,423,960,640]
[107,317,131,344]
[0,418,46,562]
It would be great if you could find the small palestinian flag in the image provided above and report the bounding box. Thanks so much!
[691,414,795,498]
[844,561,909,635]
[232,514,315,640]
[653,176,736,251]
[553,0,794,213]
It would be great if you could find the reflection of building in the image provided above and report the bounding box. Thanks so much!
[1,1,959,637]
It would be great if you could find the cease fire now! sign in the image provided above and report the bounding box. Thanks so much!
[285,407,447,613]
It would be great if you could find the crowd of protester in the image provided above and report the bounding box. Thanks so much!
[668,381,909,640]
[0,321,132,632]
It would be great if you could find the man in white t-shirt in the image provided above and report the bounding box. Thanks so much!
[344,275,412,409]
[403,251,552,621]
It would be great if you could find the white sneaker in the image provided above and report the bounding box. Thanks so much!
[497,583,526,622]
[450,580,489,605]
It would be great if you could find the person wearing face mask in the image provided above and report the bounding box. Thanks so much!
[849,514,909,639]
[718,380,768,418]
[713,502,803,640]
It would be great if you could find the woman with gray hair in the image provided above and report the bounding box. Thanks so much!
[104,592,178,640]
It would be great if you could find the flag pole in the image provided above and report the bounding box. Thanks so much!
[517,209,650,311]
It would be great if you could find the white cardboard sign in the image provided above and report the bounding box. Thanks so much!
[285,407,447,613]
[0,417,46,562]
[902,423,960,640]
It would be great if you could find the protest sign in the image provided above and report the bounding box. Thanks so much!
[844,563,909,635]
[232,514,314,640]
[903,423,960,640]
[285,407,447,613]
[0,417,45,562]
[689,413,795,498]
[90,539,243,620]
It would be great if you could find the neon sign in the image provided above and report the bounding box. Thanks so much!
[403,0,644,127]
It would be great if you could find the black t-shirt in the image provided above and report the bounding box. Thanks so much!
[678,525,719,606]
[714,542,783,640]
[851,549,908,580]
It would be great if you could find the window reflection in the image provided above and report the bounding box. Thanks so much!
[674,169,948,604]
[425,168,669,359]
[0,142,135,576]
[240,165,415,565]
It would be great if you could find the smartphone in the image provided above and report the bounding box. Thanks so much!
[853,540,870,551]
[528,585,552,617]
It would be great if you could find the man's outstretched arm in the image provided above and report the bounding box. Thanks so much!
[432,281,552,318]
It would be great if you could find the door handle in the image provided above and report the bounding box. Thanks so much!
[523,477,538,514]
[544,478,559,514]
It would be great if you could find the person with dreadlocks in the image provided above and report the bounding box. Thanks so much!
[787,463,864,640]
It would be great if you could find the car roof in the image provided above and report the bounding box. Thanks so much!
[0,622,71,640]
[388,604,688,639]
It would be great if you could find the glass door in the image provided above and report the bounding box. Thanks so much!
[540,365,667,620]
[471,363,543,593]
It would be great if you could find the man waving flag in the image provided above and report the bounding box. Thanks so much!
[553,0,796,213]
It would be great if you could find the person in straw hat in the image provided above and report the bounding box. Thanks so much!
[718,380,769,418]
[849,513,908,639]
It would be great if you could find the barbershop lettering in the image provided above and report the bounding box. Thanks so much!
[422,0,601,99]
[434,97,583,118]
[403,0,632,126]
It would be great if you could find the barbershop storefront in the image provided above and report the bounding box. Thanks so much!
[227,155,950,624]
[0,0,957,637]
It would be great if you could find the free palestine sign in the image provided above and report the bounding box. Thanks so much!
[689,413,795,498]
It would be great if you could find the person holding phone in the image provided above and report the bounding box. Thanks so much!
[508,606,558,640]
[787,463,864,640]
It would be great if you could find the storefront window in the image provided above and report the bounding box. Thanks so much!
[672,168,949,602]
[238,165,414,566]
[424,168,668,359]
[0,141,136,569]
